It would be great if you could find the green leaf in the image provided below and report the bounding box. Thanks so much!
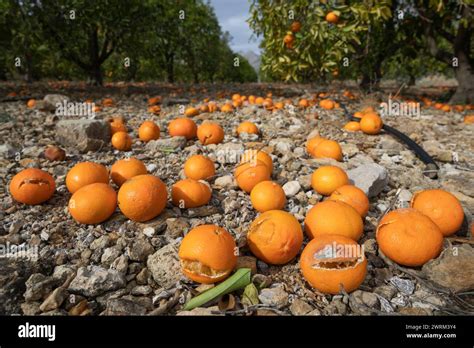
[241,283,259,306]
[183,268,251,311]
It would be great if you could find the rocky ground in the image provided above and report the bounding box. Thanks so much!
[0,82,473,316]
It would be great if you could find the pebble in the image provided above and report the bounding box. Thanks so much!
[68,266,126,297]
[348,163,389,198]
[282,181,301,197]
[258,285,289,309]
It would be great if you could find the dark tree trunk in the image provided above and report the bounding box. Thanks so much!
[89,65,103,86]
[88,27,103,86]
[450,51,474,104]
[165,52,175,83]
[24,51,33,83]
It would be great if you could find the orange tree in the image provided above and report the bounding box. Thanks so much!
[248,0,392,83]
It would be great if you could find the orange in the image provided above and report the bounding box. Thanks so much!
[274,101,284,110]
[329,185,369,217]
[343,121,360,132]
[9,168,55,205]
[110,158,147,187]
[240,149,273,174]
[441,105,451,112]
[184,155,215,181]
[411,189,464,236]
[250,181,286,212]
[309,139,343,161]
[353,111,364,119]
[221,103,234,113]
[66,162,109,194]
[27,99,36,108]
[232,94,241,101]
[148,96,161,105]
[283,34,294,48]
[199,104,209,113]
[305,200,363,240]
[138,120,160,142]
[290,21,301,33]
[434,103,443,109]
[208,102,218,112]
[102,98,114,107]
[326,12,339,23]
[179,225,237,284]
[109,118,127,135]
[232,99,243,108]
[247,210,303,264]
[237,121,259,135]
[234,160,271,193]
[306,137,324,155]
[111,131,132,151]
[376,208,443,267]
[319,99,335,110]
[255,96,265,105]
[185,107,199,117]
[300,234,367,294]
[172,179,211,208]
[248,95,256,104]
[360,112,383,135]
[361,106,375,114]
[68,183,116,224]
[148,105,161,115]
[117,174,167,222]
[168,118,197,140]
[298,99,309,108]
[197,122,225,145]
[463,115,474,124]
[311,166,348,196]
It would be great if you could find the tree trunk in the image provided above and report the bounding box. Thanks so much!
[165,52,175,83]
[450,52,474,104]
[89,65,103,86]
[88,27,103,86]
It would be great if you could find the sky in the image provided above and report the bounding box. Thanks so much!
[208,0,262,54]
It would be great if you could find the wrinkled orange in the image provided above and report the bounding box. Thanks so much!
[10,168,55,205]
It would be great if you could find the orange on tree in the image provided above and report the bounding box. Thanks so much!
[172,178,212,208]
[138,120,160,142]
[111,131,132,151]
[197,122,225,145]
[68,183,116,224]
[179,224,237,284]
[247,210,303,264]
[66,162,109,194]
[184,154,215,181]
[9,168,55,205]
[360,112,383,135]
[305,200,363,241]
[110,158,147,187]
[237,121,259,136]
[376,208,443,267]
[240,149,273,174]
[234,160,271,193]
[168,118,197,140]
[117,174,167,222]
[250,181,286,212]
[300,234,367,294]
[311,165,349,196]
[325,11,339,24]
[410,189,464,236]
[283,33,294,49]
[329,185,369,217]
[290,21,301,33]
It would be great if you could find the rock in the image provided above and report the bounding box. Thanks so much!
[348,163,389,198]
[164,97,190,106]
[110,255,128,274]
[103,298,147,315]
[239,132,259,141]
[374,285,397,300]
[146,137,187,151]
[289,299,313,315]
[340,143,359,158]
[147,243,182,289]
[324,297,347,315]
[282,181,301,197]
[214,175,238,189]
[128,238,154,262]
[0,144,19,159]
[56,119,110,152]
[297,174,312,190]
[398,189,413,202]
[43,94,70,112]
[398,307,433,316]
[307,308,321,316]
[349,290,380,314]
[89,235,110,250]
[377,294,394,313]
[422,244,474,293]
[21,302,42,315]
[68,266,126,297]
[177,306,223,316]
[258,285,288,309]
[389,277,415,295]
[235,256,257,274]
[131,285,153,296]
[215,142,244,164]
[165,218,189,240]
[24,274,59,302]
[378,137,404,152]
[101,247,121,265]
[269,138,293,154]
[422,140,452,162]
[39,287,68,312]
